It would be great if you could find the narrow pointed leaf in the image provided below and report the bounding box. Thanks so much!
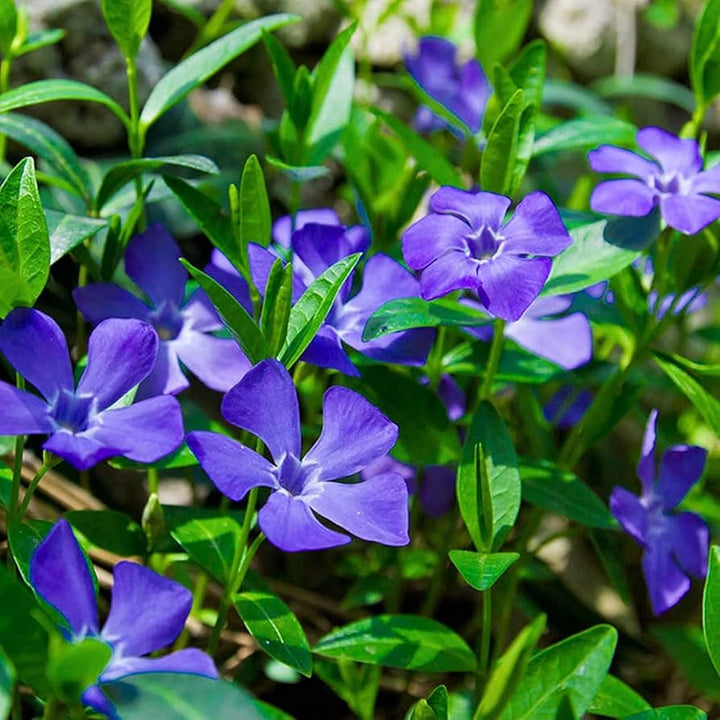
[101,0,152,60]
[46,210,106,264]
[690,0,720,107]
[261,30,296,106]
[532,117,637,157]
[0,646,13,720]
[481,89,523,195]
[260,260,293,355]
[703,546,720,677]
[587,674,650,718]
[240,154,271,248]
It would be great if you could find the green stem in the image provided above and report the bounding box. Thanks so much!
[125,55,146,230]
[425,326,447,390]
[479,319,506,401]
[477,589,492,691]
[420,508,458,616]
[16,462,51,521]
[147,467,159,496]
[75,263,89,361]
[289,181,301,233]
[0,55,12,165]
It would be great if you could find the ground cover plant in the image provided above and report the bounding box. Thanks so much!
[0,0,719,717]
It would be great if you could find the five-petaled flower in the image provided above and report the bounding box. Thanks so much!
[187,359,410,552]
[404,36,490,135]
[609,409,709,615]
[589,126,720,235]
[74,224,251,399]
[402,187,572,321]
[30,519,217,718]
[0,308,183,470]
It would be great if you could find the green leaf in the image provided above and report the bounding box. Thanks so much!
[457,401,521,553]
[362,297,491,340]
[587,674,651,717]
[654,352,720,436]
[166,512,243,585]
[520,459,618,529]
[509,40,546,110]
[7,520,53,585]
[48,638,112,703]
[180,259,269,364]
[104,673,268,719]
[625,709,707,720]
[240,154,271,248]
[95,154,218,211]
[543,78,614,116]
[17,28,65,56]
[475,614,546,720]
[371,109,463,187]
[704,545,720,676]
[314,615,477,673]
[278,252,361,368]
[542,213,644,296]
[499,624,617,719]
[260,260,293,356]
[448,550,518,591]
[101,0,151,60]
[690,0,720,107]
[261,29,296,107]
[140,14,297,131]
[0,112,91,202]
[0,157,50,318]
[591,73,695,113]
[46,210,106,264]
[0,79,130,127]
[65,509,146,557]
[0,0,17,56]
[234,591,312,677]
[315,659,380,720]
[474,0,533,69]
[481,89,523,195]
[660,353,720,377]
[0,564,50,694]
[163,176,237,268]
[0,647,14,720]
[345,366,461,466]
[510,103,536,195]
[266,155,330,182]
[306,23,356,164]
[532,117,637,157]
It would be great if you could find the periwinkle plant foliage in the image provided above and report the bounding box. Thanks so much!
[0,0,719,717]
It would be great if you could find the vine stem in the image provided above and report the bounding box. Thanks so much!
[476,588,492,697]
[16,462,51,521]
[479,319,506,401]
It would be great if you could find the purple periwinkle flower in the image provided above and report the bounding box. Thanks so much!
[463,294,593,370]
[30,519,217,718]
[403,187,572,321]
[609,410,708,615]
[589,126,720,235]
[272,208,368,252]
[187,359,410,552]
[404,36,490,134]
[0,308,183,470]
[74,224,251,399]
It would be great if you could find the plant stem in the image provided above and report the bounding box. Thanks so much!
[42,698,61,720]
[16,462,51,521]
[479,319,505,401]
[147,467,159,496]
[125,54,146,230]
[476,589,492,692]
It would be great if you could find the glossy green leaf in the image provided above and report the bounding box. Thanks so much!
[0,564,50,694]
[46,210,106,264]
[542,213,645,296]
[314,615,476,672]
[533,117,637,157]
[704,546,720,676]
[163,176,238,269]
[7,520,53,585]
[587,674,650,717]
[95,154,218,211]
[180,259,268,364]
[481,89,523,195]
[140,14,297,131]
[448,550,519,591]
[0,112,91,202]
[101,0,151,60]
[279,252,360,368]
[408,685,448,720]
[314,659,380,720]
[690,0,720,107]
[261,29,295,107]
[591,73,695,112]
[260,260,293,356]
[235,591,312,677]
[17,29,65,57]
[543,78,613,115]
[166,512,242,585]
[457,401,521,553]
[625,709,707,720]
[475,614,546,720]
[509,40,546,110]
[362,297,491,340]
[0,646,13,720]
[0,0,17,56]
[372,109,463,187]
[65,509,146,557]
[346,366,461,466]
[654,352,720,435]
[0,79,130,126]
[510,103,536,195]
[474,0,533,69]
[520,459,618,529]
[104,673,268,719]
[0,157,50,318]
[266,155,330,182]
[499,624,617,719]
[48,638,112,703]
[240,154,271,248]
